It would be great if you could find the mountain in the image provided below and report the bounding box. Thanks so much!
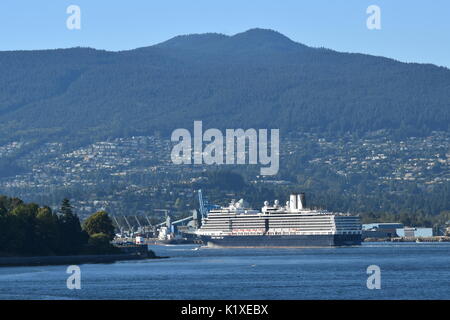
[0,28,449,147]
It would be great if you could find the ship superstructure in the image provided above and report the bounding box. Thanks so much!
[196,193,361,247]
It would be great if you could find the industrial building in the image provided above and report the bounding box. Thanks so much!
[362,223,433,239]
[362,223,404,238]
[396,227,433,238]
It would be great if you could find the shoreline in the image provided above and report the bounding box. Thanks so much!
[364,236,450,242]
[0,250,167,267]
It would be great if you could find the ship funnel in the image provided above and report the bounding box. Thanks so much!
[289,193,298,210]
[297,193,306,210]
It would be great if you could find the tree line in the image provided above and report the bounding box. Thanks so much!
[0,196,117,257]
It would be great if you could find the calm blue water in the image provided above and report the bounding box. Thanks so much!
[0,243,449,300]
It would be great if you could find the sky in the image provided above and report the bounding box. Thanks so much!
[0,0,449,68]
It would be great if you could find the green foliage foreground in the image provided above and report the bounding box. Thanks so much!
[0,196,119,257]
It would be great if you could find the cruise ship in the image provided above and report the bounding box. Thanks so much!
[196,193,362,247]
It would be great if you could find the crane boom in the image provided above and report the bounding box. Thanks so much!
[198,189,206,218]
[123,215,133,231]
[134,216,142,228]
[111,215,122,232]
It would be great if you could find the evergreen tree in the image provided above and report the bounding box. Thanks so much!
[57,199,87,255]
[60,198,73,216]
[35,207,60,255]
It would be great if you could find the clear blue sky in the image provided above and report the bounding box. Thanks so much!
[1,0,449,68]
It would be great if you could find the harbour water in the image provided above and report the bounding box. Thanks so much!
[0,243,448,300]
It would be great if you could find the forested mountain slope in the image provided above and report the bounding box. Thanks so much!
[0,28,449,146]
